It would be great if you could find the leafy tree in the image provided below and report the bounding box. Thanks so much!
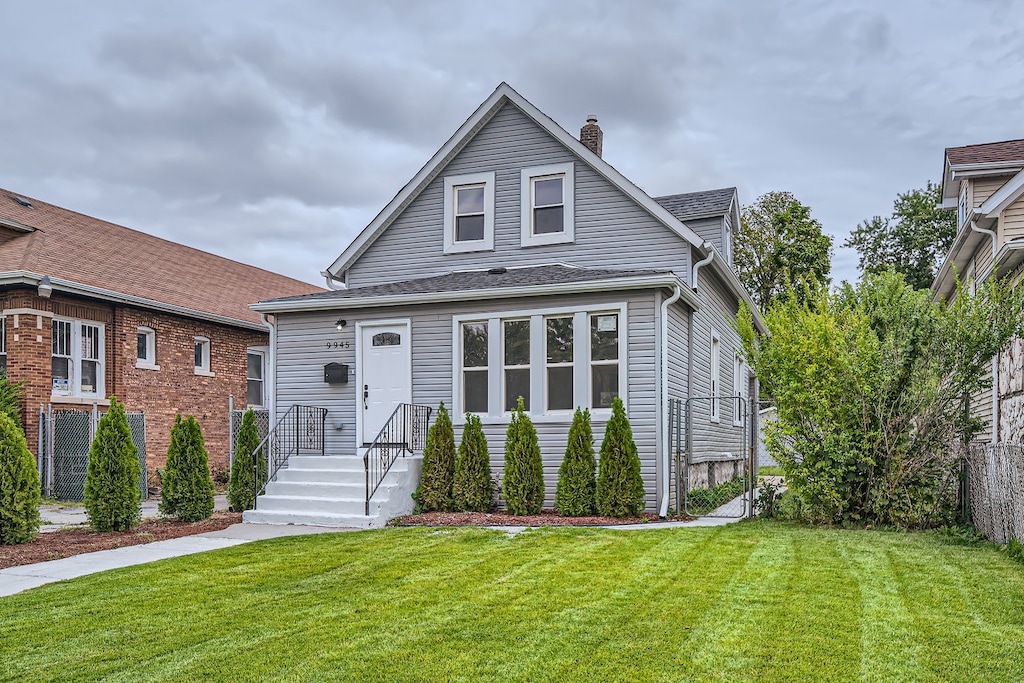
[737,269,1024,527]
[228,408,265,512]
[735,191,833,310]
[159,414,215,522]
[0,412,41,544]
[846,181,956,291]
[418,403,456,511]
[596,397,646,518]
[555,408,597,516]
[84,397,141,531]
[453,413,494,512]
[502,397,544,515]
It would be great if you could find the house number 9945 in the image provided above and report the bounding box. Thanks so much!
[326,341,351,349]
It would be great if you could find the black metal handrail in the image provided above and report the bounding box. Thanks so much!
[252,404,328,509]
[364,403,431,515]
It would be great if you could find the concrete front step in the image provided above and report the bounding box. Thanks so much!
[265,480,365,498]
[254,494,365,515]
[243,508,374,528]
[286,455,364,472]
[274,468,364,485]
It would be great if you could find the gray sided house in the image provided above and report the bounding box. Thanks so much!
[246,83,766,527]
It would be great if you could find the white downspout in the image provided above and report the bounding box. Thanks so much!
[970,220,1000,442]
[261,313,277,421]
[691,242,715,291]
[321,270,347,291]
[660,284,683,517]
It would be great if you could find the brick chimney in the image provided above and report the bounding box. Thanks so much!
[580,114,603,158]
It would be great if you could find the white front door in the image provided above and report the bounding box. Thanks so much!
[359,322,412,445]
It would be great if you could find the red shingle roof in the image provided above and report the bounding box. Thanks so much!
[0,189,323,327]
[946,139,1024,166]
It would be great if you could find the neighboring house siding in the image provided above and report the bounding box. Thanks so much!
[973,176,1013,207]
[686,217,725,257]
[1001,196,1024,243]
[346,103,690,287]
[273,289,663,510]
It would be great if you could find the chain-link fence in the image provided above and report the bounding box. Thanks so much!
[228,405,270,467]
[966,442,1024,544]
[38,404,147,502]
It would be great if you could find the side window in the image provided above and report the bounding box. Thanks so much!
[443,172,495,254]
[136,326,157,369]
[194,336,212,375]
[51,318,105,397]
[521,162,575,247]
[246,351,264,407]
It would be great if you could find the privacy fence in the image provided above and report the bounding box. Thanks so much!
[966,442,1024,544]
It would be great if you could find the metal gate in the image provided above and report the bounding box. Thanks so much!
[38,404,148,501]
[669,396,754,518]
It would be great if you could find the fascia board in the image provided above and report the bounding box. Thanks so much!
[252,273,697,314]
[992,240,1024,281]
[979,168,1024,217]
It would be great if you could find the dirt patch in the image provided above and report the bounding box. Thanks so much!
[395,509,694,527]
[0,511,242,570]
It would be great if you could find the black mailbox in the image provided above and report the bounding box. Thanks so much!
[324,363,349,384]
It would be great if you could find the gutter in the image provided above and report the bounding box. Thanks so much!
[659,285,683,517]
[968,220,1000,443]
[321,270,347,291]
[691,242,715,291]
[261,313,277,420]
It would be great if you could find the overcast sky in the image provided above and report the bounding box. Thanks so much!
[3,0,1022,286]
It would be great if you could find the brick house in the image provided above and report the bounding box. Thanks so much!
[0,188,321,479]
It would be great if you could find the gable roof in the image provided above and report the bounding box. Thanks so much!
[654,188,736,222]
[0,189,322,329]
[946,139,1024,166]
[324,82,707,280]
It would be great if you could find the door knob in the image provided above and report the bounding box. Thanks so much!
[363,384,369,410]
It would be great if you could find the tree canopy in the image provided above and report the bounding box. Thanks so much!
[735,191,832,311]
[845,181,956,290]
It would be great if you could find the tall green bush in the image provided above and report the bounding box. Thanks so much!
[453,413,494,512]
[0,372,24,429]
[84,397,141,531]
[0,412,41,544]
[596,397,645,518]
[418,403,456,512]
[159,414,215,522]
[228,408,265,512]
[555,408,596,516]
[502,397,544,515]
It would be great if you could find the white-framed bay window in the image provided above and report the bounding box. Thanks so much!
[443,172,495,254]
[52,318,104,398]
[453,303,627,421]
[521,162,574,247]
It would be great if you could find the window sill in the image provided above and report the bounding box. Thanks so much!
[444,241,493,255]
[50,395,110,406]
[521,232,573,248]
[135,362,161,371]
[194,369,216,377]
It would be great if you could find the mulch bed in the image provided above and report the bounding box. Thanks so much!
[0,511,242,570]
[396,510,694,527]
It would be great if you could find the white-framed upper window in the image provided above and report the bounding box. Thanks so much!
[136,326,158,370]
[965,258,977,297]
[443,172,495,254]
[454,303,626,421]
[710,330,721,423]
[958,181,969,228]
[246,350,265,407]
[194,336,213,376]
[521,162,575,247]
[733,351,746,427]
[52,318,104,398]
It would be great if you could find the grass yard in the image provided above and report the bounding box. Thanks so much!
[1,522,1023,682]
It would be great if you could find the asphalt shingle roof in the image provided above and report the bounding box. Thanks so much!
[262,264,672,304]
[653,187,736,222]
[946,139,1024,166]
[0,189,322,326]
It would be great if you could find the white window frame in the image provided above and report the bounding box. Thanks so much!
[452,302,627,423]
[958,181,969,228]
[733,351,745,427]
[460,321,490,414]
[710,329,721,423]
[521,162,575,247]
[544,315,575,413]
[443,172,495,254]
[136,326,159,370]
[194,336,214,376]
[51,317,105,399]
[965,258,977,297]
[246,348,266,407]
[0,316,6,375]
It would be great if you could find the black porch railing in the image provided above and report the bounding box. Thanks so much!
[252,404,328,509]
[364,403,432,515]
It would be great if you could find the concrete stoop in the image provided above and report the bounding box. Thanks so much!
[243,454,422,529]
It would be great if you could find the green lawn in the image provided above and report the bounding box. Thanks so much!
[2,522,1023,682]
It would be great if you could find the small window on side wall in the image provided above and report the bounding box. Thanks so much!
[0,317,6,375]
[136,327,157,369]
[443,172,495,254]
[194,336,213,375]
[521,162,574,247]
[247,351,264,407]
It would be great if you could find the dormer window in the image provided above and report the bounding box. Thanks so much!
[521,162,574,247]
[444,172,495,254]
[958,182,969,227]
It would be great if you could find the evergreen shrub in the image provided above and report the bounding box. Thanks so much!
[502,397,544,515]
[160,414,215,522]
[228,408,266,512]
[418,403,456,512]
[0,412,41,544]
[84,397,141,531]
[596,397,645,518]
[555,408,596,516]
[453,413,494,512]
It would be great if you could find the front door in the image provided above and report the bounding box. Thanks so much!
[359,322,411,445]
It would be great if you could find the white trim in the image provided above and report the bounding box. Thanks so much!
[521,162,575,247]
[135,326,159,371]
[354,318,412,449]
[979,168,1024,217]
[246,347,268,408]
[193,336,213,376]
[51,317,105,399]
[443,172,495,254]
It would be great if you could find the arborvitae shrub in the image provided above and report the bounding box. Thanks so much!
[596,396,646,518]
[502,397,544,515]
[418,403,456,511]
[453,413,494,512]
[0,412,41,544]
[0,373,24,429]
[159,414,215,522]
[228,408,266,512]
[555,408,597,516]
[84,397,141,531]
